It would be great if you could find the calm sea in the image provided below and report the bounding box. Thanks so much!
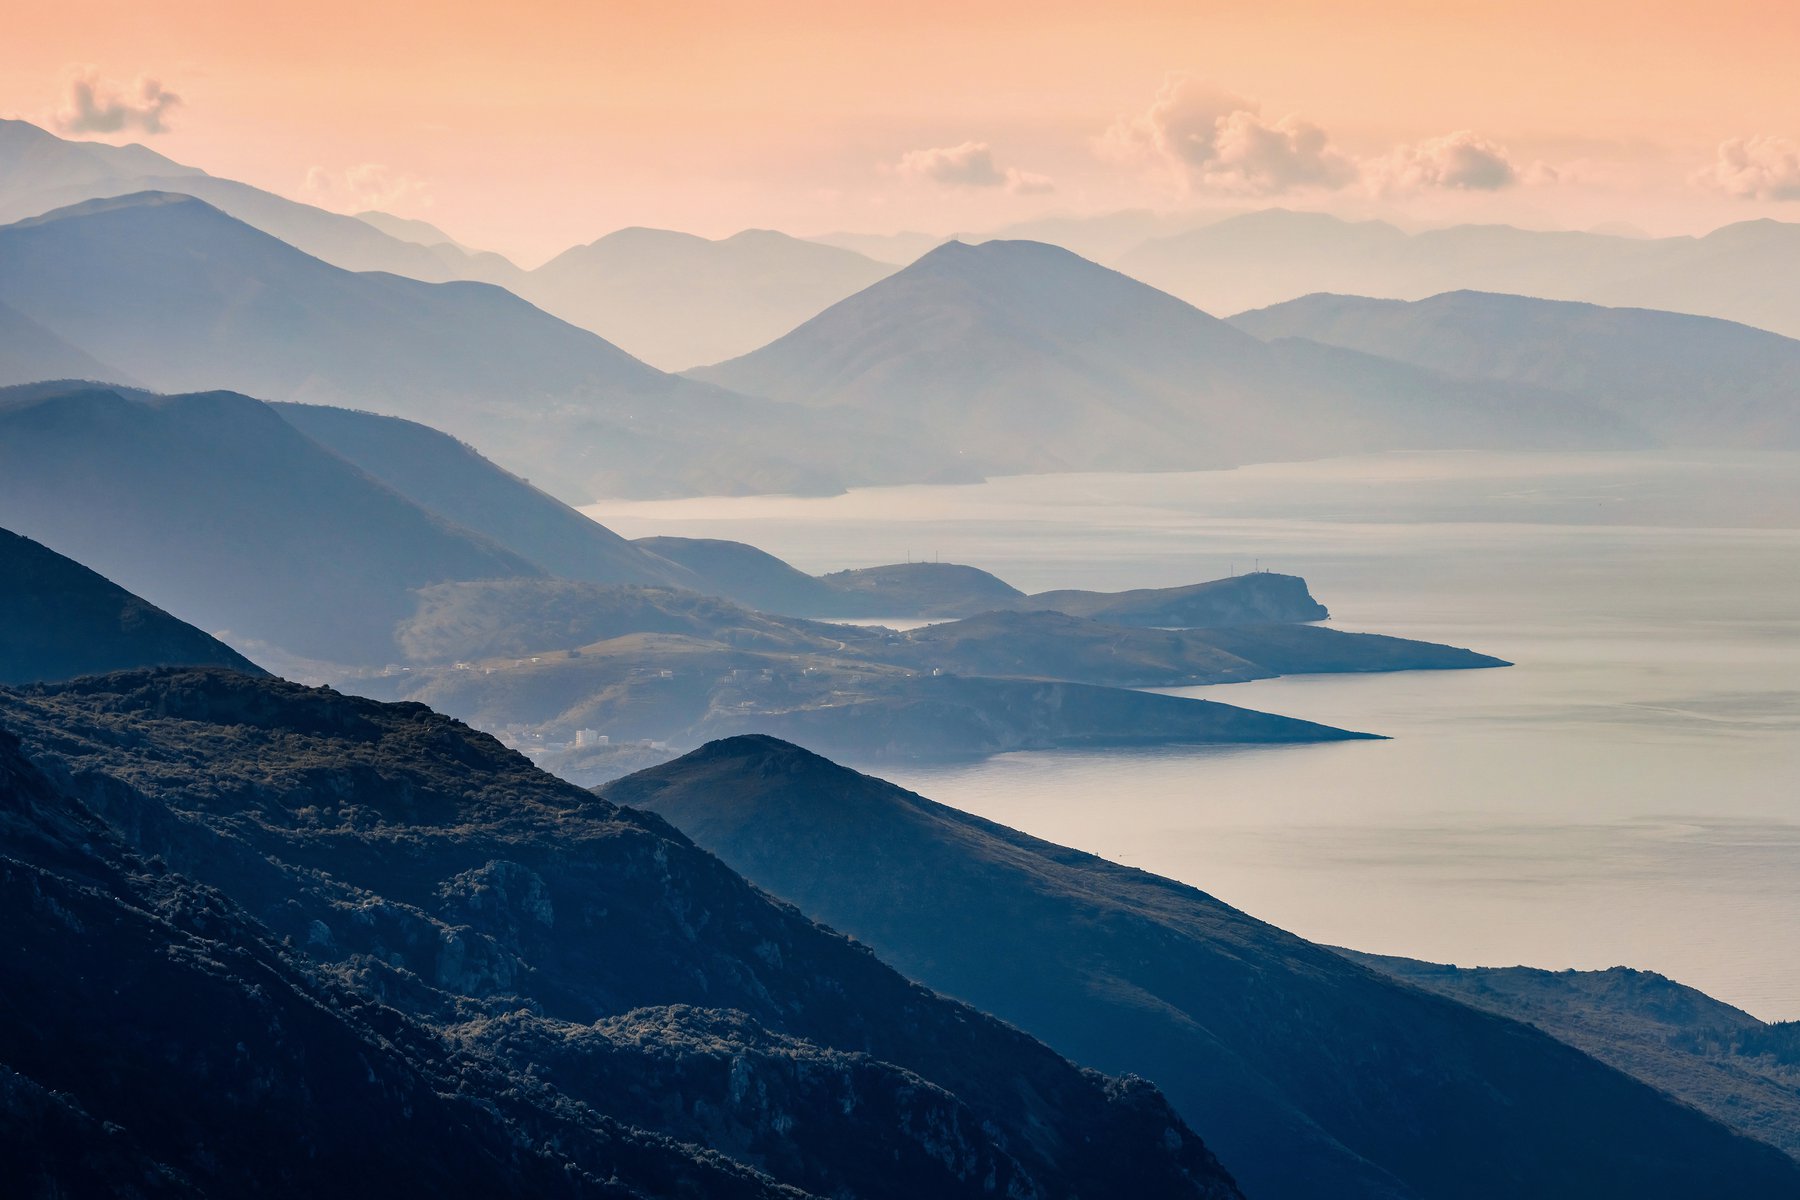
[589,451,1800,1020]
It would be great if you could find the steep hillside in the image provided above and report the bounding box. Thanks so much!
[0,528,263,684]
[0,300,128,387]
[0,670,1239,1200]
[272,404,697,588]
[0,383,541,663]
[615,737,1800,1200]
[1347,953,1800,1160]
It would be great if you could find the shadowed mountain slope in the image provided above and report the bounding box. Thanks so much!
[0,383,541,663]
[1346,953,1800,1161]
[270,403,698,589]
[0,528,263,685]
[693,239,1642,476]
[1230,290,1800,447]
[0,298,128,387]
[614,736,1800,1200]
[0,669,1239,1199]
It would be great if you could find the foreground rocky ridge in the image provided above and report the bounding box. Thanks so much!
[0,668,1238,1199]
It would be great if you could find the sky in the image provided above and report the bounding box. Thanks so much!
[5,0,1800,263]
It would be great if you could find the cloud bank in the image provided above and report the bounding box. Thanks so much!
[1372,131,1519,193]
[896,142,1054,194]
[1693,136,1800,201]
[54,68,181,135]
[1106,76,1522,197]
[1104,78,1355,194]
[304,163,433,212]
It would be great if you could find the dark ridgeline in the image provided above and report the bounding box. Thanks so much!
[0,669,1240,1200]
[1230,290,1800,448]
[0,527,263,685]
[612,736,1800,1200]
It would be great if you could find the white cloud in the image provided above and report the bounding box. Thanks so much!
[54,67,181,136]
[303,163,433,212]
[1372,131,1520,193]
[1103,76,1355,195]
[895,141,1055,194]
[1692,136,1800,201]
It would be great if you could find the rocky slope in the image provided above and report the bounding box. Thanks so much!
[0,668,1239,1199]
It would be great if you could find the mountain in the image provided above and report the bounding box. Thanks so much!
[270,403,699,588]
[1230,290,1800,447]
[639,538,1336,625]
[0,192,957,499]
[0,118,508,284]
[1346,953,1800,1162]
[0,298,129,386]
[1117,209,1800,339]
[523,227,895,370]
[693,239,1641,477]
[0,383,542,664]
[633,535,844,614]
[0,669,1240,1199]
[614,737,1800,1200]
[0,528,263,684]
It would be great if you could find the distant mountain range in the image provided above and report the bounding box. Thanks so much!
[693,239,1642,475]
[0,117,500,284]
[0,193,957,499]
[525,227,894,369]
[615,737,1800,1198]
[0,383,1495,766]
[1119,208,1800,337]
[1230,290,1800,448]
[0,121,897,370]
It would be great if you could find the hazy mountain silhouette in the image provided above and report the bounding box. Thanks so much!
[615,736,1800,1200]
[0,296,133,388]
[0,528,263,684]
[693,239,1641,476]
[1346,953,1800,1162]
[0,383,541,663]
[639,538,1341,625]
[0,669,1240,1199]
[271,403,699,588]
[0,192,956,499]
[525,227,894,370]
[1230,290,1800,447]
[0,118,507,284]
[1118,209,1800,339]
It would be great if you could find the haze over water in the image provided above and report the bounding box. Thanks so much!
[593,450,1800,1020]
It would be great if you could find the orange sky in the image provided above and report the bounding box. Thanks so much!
[5,0,1799,261]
